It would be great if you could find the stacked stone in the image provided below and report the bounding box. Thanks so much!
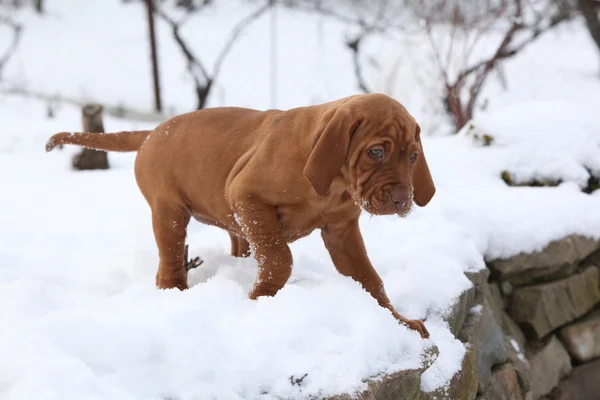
[473,235,600,400]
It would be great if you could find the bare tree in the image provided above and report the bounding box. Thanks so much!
[579,0,600,55]
[422,0,574,132]
[157,1,272,109]
[0,14,22,80]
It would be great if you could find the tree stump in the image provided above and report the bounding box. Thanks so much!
[71,104,109,170]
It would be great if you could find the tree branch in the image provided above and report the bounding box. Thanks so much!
[155,9,210,81]
[282,1,394,94]
[0,15,23,81]
[156,1,271,109]
[346,34,371,93]
[212,2,271,79]
[282,1,369,28]
[280,0,415,35]
[579,0,600,54]
[425,0,573,131]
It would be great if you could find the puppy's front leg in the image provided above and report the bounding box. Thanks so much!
[321,219,430,339]
[232,197,292,299]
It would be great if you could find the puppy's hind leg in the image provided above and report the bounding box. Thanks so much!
[229,232,251,258]
[151,202,191,290]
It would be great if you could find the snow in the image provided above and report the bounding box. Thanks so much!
[0,132,470,399]
[460,101,600,188]
[469,305,483,316]
[0,275,430,399]
[509,339,528,364]
[432,101,600,259]
[1,0,600,399]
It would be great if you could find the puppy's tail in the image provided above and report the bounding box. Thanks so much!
[45,130,152,153]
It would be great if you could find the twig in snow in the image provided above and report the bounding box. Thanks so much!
[184,244,203,271]
[289,373,308,386]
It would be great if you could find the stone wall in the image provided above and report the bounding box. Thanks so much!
[327,235,600,400]
[451,234,600,400]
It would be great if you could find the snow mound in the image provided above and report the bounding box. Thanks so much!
[460,101,600,188]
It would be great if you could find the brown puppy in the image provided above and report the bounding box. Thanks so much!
[46,93,435,338]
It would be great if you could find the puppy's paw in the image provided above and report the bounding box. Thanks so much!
[403,319,430,339]
[156,273,188,291]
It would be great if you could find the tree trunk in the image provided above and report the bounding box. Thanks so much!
[34,0,44,14]
[579,0,600,53]
[145,0,162,112]
[444,85,471,132]
[196,79,212,110]
[71,104,109,170]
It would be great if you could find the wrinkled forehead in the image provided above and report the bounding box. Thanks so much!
[356,103,417,141]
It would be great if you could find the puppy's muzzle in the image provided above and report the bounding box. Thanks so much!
[390,186,410,213]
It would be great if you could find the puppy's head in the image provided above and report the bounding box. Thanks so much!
[303,93,435,216]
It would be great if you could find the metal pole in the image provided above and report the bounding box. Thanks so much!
[270,0,277,109]
[146,0,162,112]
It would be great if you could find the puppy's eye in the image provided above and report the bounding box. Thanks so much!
[368,148,384,158]
[410,153,418,163]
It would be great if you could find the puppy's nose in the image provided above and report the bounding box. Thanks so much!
[390,186,410,212]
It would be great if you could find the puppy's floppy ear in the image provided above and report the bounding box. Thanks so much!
[412,124,436,206]
[304,106,360,197]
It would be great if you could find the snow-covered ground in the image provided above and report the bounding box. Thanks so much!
[1,1,600,399]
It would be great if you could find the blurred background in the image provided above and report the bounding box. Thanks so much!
[0,0,598,146]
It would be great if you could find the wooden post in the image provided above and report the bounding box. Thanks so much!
[146,0,162,112]
[71,104,109,170]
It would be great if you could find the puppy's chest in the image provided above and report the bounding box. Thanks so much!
[276,206,323,241]
[276,196,356,242]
